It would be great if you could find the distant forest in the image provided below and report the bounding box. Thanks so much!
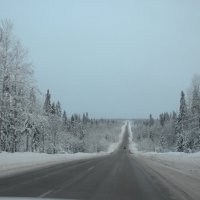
[132,75,200,153]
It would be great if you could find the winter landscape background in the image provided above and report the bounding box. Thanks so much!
[0,20,123,154]
[0,18,200,155]
[0,0,200,199]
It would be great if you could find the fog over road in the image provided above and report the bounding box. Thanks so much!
[0,124,179,200]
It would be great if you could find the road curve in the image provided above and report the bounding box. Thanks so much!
[0,124,173,200]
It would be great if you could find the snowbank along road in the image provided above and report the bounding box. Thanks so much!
[0,122,198,200]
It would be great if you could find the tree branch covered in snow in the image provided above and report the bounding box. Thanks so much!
[0,20,122,154]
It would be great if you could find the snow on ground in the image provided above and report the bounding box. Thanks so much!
[128,122,200,200]
[0,151,107,177]
[0,123,126,178]
[128,121,200,177]
[138,151,200,177]
[128,122,139,154]
[136,151,200,200]
[107,122,126,153]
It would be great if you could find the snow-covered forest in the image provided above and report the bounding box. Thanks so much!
[0,20,121,154]
[132,75,200,153]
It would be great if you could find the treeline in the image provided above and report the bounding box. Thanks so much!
[0,20,121,153]
[133,75,200,153]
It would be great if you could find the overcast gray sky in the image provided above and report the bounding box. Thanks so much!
[0,0,200,118]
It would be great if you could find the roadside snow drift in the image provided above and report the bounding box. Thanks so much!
[128,121,200,200]
[107,122,126,153]
[128,122,139,154]
[128,121,200,176]
[0,152,107,177]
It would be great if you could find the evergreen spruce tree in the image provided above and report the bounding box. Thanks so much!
[62,110,67,125]
[83,113,86,124]
[191,85,200,114]
[176,91,188,152]
[191,75,200,116]
[191,85,200,129]
[176,133,184,152]
[172,111,177,120]
[149,114,154,126]
[159,113,165,127]
[51,102,56,115]
[178,91,188,131]
[86,112,89,122]
[55,101,62,117]
[159,135,167,152]
[71,115,75,123]
[43,90,51,114]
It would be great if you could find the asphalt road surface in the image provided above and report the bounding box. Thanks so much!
[0,125,173,200]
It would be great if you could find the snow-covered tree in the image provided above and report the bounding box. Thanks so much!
[159,135,167,152]
[149,114,154,126]
[51,102,56,115]
[43,90,51,115]
[0,20,35,152]
[55,101,62,117]
[176,133,184,152]
[191,85,200,115]
[177,91,188,134]
[62,110,67,126]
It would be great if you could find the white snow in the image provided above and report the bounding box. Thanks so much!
[0,152,106,177]
[128,122,139,154]
[0,123,126,177]
[138,151,200,177]
[135,152,200,200]
[128,122,200,176]
[107,122,126,153]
